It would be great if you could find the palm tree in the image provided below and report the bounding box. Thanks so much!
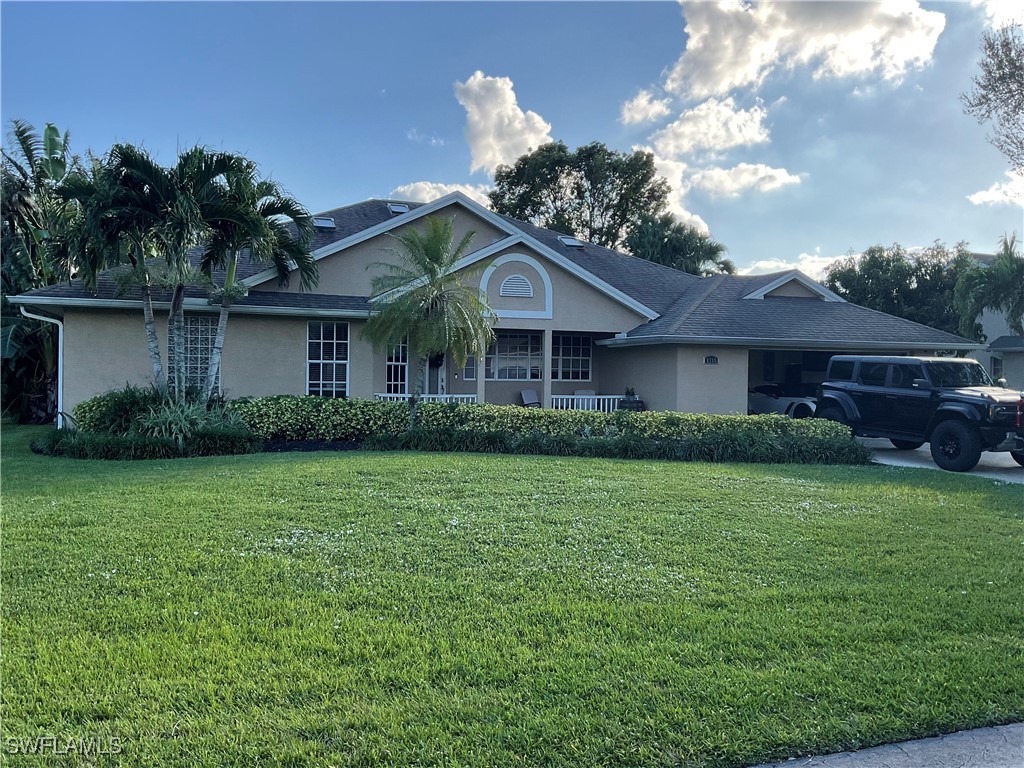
[956,234,1024,337]
[2,120,78,420]
[626,213,735,276]
[198,159,317,401]
[364,216,495,422]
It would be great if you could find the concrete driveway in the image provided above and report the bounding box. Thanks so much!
[863,438,1024,483]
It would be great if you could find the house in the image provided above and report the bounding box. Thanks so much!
[9,192,980,420]
[961,252,1024,389]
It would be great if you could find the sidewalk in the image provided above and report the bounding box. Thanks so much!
[750,723,1023,768]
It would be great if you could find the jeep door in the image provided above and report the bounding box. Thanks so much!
[887,362,932,435]
[851,361,890,430]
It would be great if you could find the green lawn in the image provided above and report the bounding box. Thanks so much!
[1,425,1021,767]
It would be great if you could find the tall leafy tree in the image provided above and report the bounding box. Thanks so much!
[823,241,982,338]
[962,22,1024,173]
[198,160,317,401]
[1,120,79,421]
[489,141,670,250]
[625,213,735,276]
[955,234,1024,338]
[364,216,495,421]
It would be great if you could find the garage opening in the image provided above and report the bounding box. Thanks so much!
[747,349,844,418]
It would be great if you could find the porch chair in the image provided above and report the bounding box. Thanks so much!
[520,389,541,408]
[574,389,597,410]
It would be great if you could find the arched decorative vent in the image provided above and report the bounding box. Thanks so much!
[499,274,534,298]
[704,355,719,366]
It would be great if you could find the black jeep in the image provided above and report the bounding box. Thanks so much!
[817,355,1024,472]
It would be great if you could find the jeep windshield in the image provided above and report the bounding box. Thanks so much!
[925,361,993,388]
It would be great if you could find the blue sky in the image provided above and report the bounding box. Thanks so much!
[2,1,1021,276]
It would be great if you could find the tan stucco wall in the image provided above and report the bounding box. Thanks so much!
[764,281,822,299]
[484,259,547,314]
[594,345,678,411]
[676,346,749,414]
[253,204,507,297]
[63,310,165,413]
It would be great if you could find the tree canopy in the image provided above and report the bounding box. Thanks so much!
[955,234,1024,338]
[962,22,1024,172]
[488,141,670,250]
[625,213,734,276]
[823,242,981,339]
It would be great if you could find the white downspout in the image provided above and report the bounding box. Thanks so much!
[19,307,64,428]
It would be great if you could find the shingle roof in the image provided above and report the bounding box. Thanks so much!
[625,274,976,347]
[10,195,978,349]
[989,334,1024,352]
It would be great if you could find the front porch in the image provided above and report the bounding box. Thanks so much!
[373,391,628,412]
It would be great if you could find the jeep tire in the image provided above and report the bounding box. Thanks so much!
[816,405,847,425]
[1012,450,1024,468]
[929,420,982,472]
[890,439,925,450]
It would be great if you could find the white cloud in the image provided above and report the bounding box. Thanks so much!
[967,172,1024,208]
[739,249,847,280]
[454,71,553,176]
[971,0,1024,27]
[666,0,945,99]
[391,181,493,207]
[651,97,769,158]
[690,163,802,198]
[406,128,444,147]
[620,89,672,125]
[640,149,710,233]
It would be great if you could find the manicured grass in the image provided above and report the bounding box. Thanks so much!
[1,425,1022,767]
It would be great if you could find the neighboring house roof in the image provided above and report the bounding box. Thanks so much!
[989,335,1024,352]
[8,192,980,350]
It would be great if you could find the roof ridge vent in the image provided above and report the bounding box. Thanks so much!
[312,216,336,229]
[557,235,585,248]
[387,203,410,215]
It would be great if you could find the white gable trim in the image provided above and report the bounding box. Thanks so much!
[481,253,553,319]
[742,270,845,302]
[241,191,520,289]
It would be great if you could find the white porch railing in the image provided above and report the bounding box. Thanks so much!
[374,393,478,404]
[550,394,622,413]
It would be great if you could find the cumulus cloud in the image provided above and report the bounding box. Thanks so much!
[971,0,1023,27]
[738,248,847,280]
[666,0,945,99]
[690,163,802,198]
[454,71,553,176]
[966,172,1024,208]
[641,150,710,233]
[391,181,493,207]
[620,89,672,125]
[651,97,769,158]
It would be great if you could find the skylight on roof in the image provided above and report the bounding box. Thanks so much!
[312,217,336,229]
[387,203,410,215]
[557,235,584,248]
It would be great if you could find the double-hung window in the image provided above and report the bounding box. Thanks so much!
[551,334,591,381]
[485,332,542,380]
[386,338,409,395]
[307,321,349,397]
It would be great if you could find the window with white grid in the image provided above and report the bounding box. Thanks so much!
[551,334,591,381]
[485,332,542,381]
[307,321,349,398]
[463,355,477,381]
[167,315,218,393]
[386,338,409,395]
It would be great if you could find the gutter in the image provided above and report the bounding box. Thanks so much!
[596,334,981,351]
[7,295,371,319]
[19,307,65,428]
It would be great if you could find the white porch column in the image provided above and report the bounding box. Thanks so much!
[476,356,486,404]
[542,328,553,408]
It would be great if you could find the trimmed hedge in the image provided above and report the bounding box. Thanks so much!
[234,397,866,465]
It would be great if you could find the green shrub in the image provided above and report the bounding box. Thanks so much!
[35,429,178,460]
[230,396,408,441]
[185,426,263,457]
[73,385,166,435]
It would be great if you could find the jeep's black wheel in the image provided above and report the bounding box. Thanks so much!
[816,405,846,424]
[1012,450,1024,468]
[929,421,982,472]
[890,439,924,450]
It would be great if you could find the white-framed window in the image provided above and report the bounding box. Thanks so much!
[168,315,218,392]
[486,332,542,381]
[992,356,1004,380]
[499,274,534,298]
[307,321,349,398]
[551,334,591,381]
[386,338,409,395]
[463,355,476,381]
